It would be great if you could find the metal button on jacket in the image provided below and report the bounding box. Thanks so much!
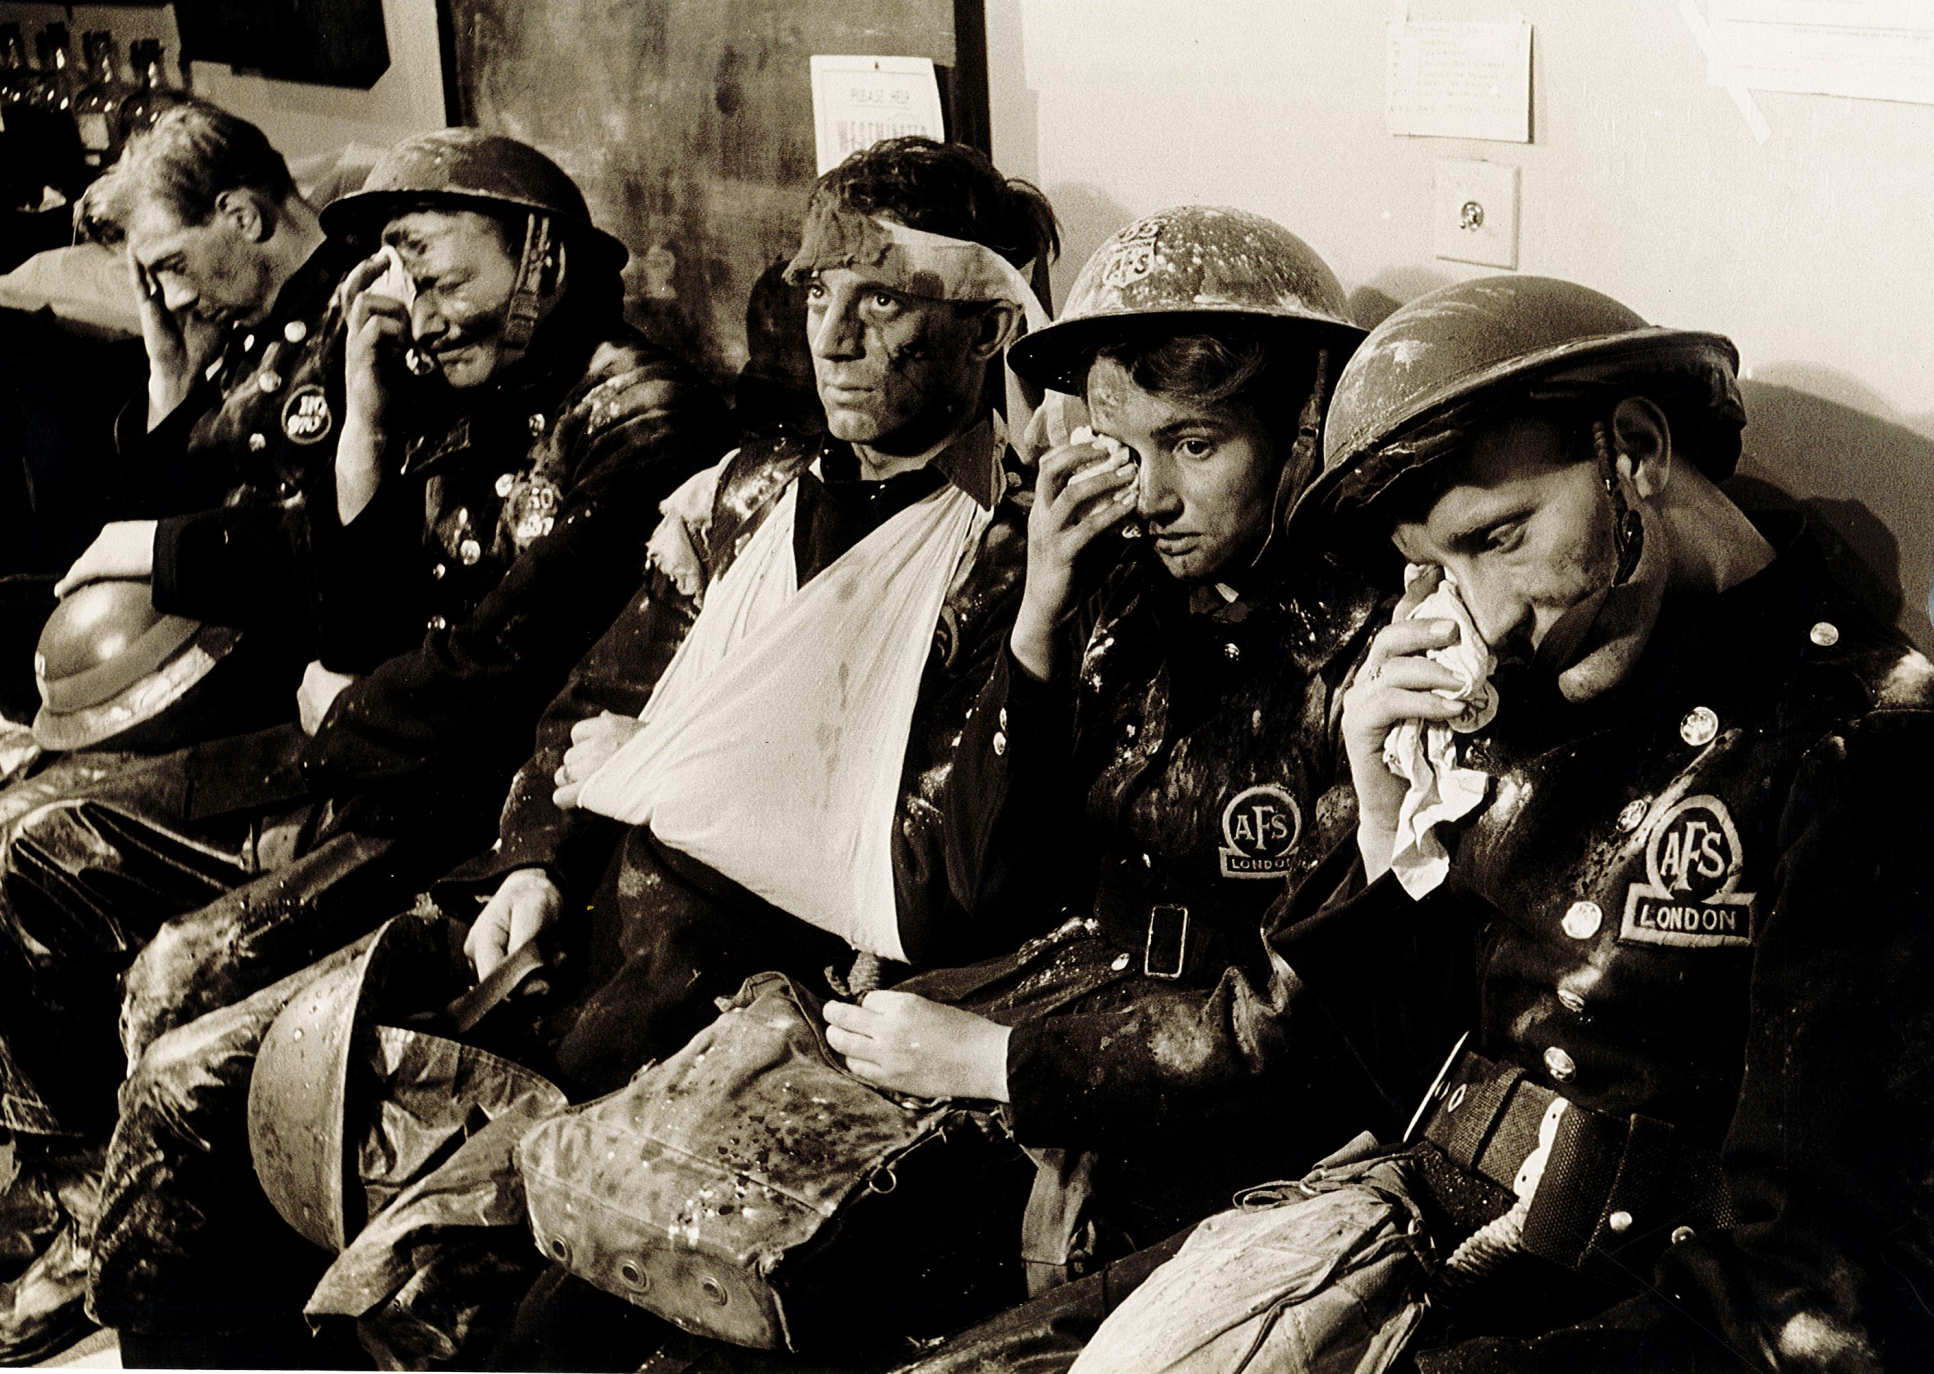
[459,538,483,566]
[1809,621,1839,647]
[1680,706,1719,747]
[992,731,1007,757]
[527,413,548,437]
[283,319,308,344]
[257,370,283,394]
[426,614,449,632]
[1671,1225,1696,1245]
[431,562,447,580]
[248,432,267,452]
[1557,986,1587,1014]
[495,472,517,497]
[1607,1210,1634,1233]
[1616,798,1648,832]
[1222,641,1241,661]
[1543,1046,1577,1081]
[1562,900,1603,940]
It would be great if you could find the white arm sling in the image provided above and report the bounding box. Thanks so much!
[575,455,997,960]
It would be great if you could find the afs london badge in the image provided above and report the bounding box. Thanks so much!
[1219,783,1301,879]
[1620,793,1757,948]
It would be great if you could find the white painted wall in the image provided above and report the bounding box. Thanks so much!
[986,0,1934,644]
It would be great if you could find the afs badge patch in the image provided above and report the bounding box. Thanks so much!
[1219,783,1301,879]
[1619,793,1757,948]
[281,385,334,445]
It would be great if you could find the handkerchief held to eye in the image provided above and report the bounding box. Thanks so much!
[1382,564,1498,899]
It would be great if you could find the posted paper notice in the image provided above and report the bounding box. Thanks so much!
[1386,18,1534,142]
[811,55,947,175]
[1705,1,1934,106]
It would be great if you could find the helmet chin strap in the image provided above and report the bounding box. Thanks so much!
[1534,437,1650,676]
[496,211,560,371]
[1248,344,1334,572]
[1595,422,1646,587]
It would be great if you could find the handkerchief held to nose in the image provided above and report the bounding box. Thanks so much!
[1382,564,1498,899]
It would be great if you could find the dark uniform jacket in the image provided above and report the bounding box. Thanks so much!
[110,238,357,631]
[177,322,733,825]
[1296,514,1934,1374]
[902,547,1390,1249]
[461,421,1030,1090]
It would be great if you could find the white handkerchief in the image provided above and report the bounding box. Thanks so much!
[1382,564,1498,898]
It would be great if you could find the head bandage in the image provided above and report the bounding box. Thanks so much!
[786,202,1051,430]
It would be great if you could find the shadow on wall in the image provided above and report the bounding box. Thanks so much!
[1039,182,1133,307]
[1737,377,1934,654]
[1349,267,1455,333]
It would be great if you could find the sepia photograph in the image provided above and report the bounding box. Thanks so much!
[0,1,1929,1370]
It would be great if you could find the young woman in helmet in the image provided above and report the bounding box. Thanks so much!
[821,207,1396,1266]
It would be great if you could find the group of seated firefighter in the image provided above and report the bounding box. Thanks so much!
[0,102,1926,1374]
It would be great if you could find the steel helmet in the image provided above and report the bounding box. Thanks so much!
[321,128,626,266]
[1300,275,1743,526]
[32,578,240,751]
[1009,205,1364,395]
[249,914,561,1251]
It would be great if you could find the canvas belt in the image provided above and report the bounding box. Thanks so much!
[1410,1045,1734,1270]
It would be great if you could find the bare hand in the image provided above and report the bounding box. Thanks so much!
[335,252,413,522]
[1009,437,1138,679]
[55,520,157,596]
[1340,618,1467,877]
[552,710,646,810]
[823,991,1012,1102]
[296,659,358,736]
[464,867,564,980]
[129,251,222,429]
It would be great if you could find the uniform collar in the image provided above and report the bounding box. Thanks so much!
[400,324,606,477]
[1139,545,1382,676]
[819,413,1005,511]
[1494,505,1834,736]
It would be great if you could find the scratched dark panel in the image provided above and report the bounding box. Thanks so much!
[445,0,961,382]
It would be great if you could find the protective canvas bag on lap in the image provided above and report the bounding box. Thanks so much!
[575,452,997,960]
[516,971,1031,1353]
[1069,1153,1434,1374]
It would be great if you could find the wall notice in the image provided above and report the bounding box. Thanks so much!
[810,55,947,174]
[1706,2,1934,105]
[1385,18,1533,142]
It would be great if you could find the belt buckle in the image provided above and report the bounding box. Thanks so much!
[1403,1030,1471,1144]
[1142,904,1189,980]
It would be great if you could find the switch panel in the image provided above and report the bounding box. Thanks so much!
[1433,159,1520,269]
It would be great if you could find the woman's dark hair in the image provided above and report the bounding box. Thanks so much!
[1089,326,1319,436]
[813,135,1059,271]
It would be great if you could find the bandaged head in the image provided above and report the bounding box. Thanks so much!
[785,197,1050,438]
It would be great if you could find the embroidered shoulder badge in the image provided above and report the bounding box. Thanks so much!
[1619,793,1757,948]
[281,385,334,444]
[1219,783,1302,879]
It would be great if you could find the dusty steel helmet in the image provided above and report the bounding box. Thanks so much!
[1009,205,1364,395]
[249,914,560,1251]
[32,578,240,751]
[323,129,624,367]
[1300,274,1743,527]
[321,128,625,266]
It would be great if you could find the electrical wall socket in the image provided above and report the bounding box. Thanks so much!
[1432,159,1519,269]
